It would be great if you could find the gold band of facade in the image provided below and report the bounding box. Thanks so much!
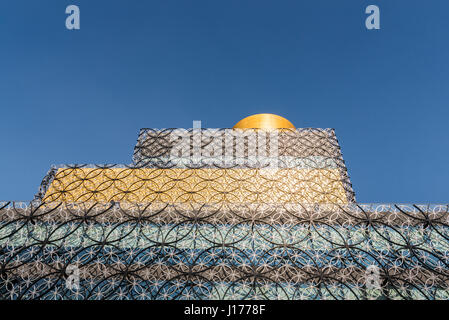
[43,167,349,204]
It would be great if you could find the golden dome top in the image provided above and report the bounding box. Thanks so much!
[233,113,295,129]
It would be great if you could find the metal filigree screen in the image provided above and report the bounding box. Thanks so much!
[1,202,449,300]
[1,128,447,300]
[35,128,355,204]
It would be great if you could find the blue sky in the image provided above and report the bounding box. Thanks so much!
[0,0,448,203]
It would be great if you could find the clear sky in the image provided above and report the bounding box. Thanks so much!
[0,0,448,203]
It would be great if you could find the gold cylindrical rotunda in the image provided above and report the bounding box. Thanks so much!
[233,113,295,129]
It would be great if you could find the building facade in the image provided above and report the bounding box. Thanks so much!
[0,114,448,300]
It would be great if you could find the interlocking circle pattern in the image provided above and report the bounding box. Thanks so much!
[1,128,444,300]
